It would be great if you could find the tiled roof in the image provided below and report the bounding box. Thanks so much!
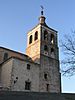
[0,46,27,57]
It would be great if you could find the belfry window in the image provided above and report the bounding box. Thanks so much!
[29,35,32,44]
[34,31,38,41]
[51,34,54,44]
[3,53,8,61]
[44,30,48,40]
[44,45,48,52]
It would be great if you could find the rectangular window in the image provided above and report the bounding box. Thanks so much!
[46,84,49,91]
[25,81,31,90]
[27,64,30,70]
[44,73,47,79]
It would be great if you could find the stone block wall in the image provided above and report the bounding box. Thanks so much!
[10,57,40,92]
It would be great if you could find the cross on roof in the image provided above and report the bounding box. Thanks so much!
[40,5,44,15]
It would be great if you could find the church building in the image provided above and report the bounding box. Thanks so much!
[0,9,61,93]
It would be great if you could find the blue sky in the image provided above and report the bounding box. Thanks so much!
[0,0,75,93]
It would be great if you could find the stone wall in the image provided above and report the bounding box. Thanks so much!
[39,54,61,93]
[10,57,40,92]
[26,24,41,64]
[0,57,40,91]
[0,59,13,89]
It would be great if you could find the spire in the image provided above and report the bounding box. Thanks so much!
[39,6,46,24]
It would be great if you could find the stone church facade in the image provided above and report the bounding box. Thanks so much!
[0,10,61,93]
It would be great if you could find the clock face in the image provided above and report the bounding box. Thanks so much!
[44,51,48,56]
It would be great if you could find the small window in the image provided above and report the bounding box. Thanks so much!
[14,80,16,84]
[46,84,49,91]
[27,64,30,70]
[14,77,18,84]
[44,45,48,52]
[44,73,47,79]
[16,77,18,80]
[51,48,54,53]
[51,34,54,44]
[34,31,38,41]
[3,53,8,61]
[44,30,48,40]
[25,81,31,90]
[51,48,55,58]
[29,35,32,44]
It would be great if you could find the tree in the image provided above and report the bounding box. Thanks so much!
[61,31,75,76]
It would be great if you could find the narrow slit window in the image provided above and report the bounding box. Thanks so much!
[46,84,49,91]
[44,73,47,79]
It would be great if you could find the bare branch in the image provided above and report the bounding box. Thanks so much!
[60,31,75,76]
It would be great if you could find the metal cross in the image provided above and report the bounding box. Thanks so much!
[41,5,44,11]
[40,5,44,15]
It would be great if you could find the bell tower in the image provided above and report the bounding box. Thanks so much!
[26,7,58,64]
[26,7,61,93]
[26,7,46,64]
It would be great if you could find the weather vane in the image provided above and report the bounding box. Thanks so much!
[40,5,44,15]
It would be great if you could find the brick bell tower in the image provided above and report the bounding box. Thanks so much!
[26,7,61,93]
